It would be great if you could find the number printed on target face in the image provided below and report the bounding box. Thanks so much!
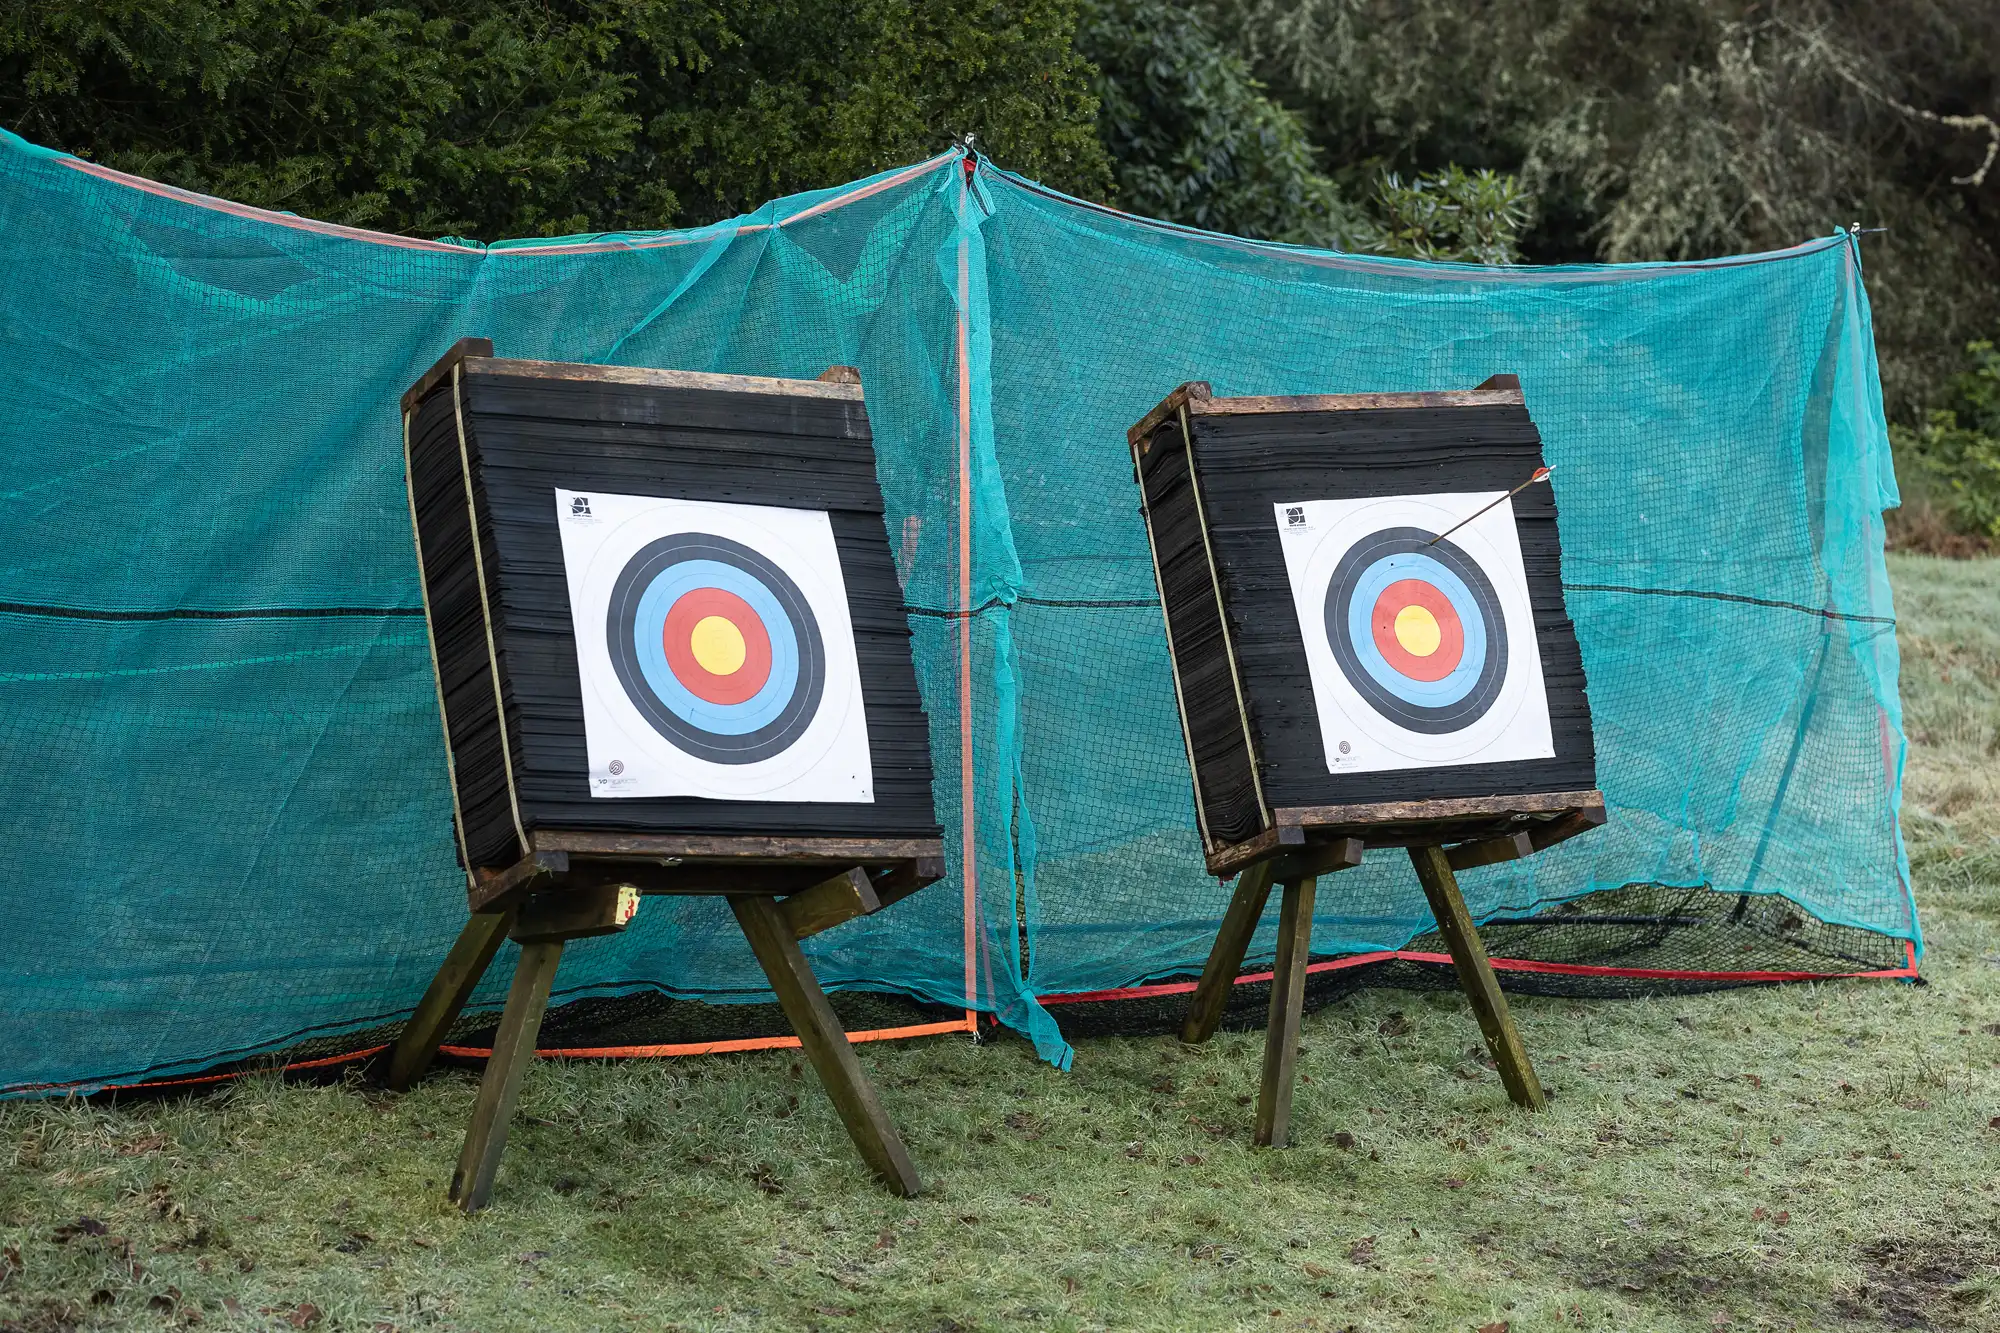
[1275,493,1555,775]
[555,489,874,803]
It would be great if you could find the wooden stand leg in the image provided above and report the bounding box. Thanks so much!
[387,907,517,1092]
[1253,876,1318,1148]
[1407,845,1546,1110]
[448,939,564,1212]
[731,895,922,1197]
[1180,860,1278,1044]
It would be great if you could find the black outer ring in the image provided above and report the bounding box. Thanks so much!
[1322,526,1508,735]
[606,531,827,765]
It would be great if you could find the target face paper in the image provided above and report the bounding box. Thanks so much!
[1276,494,1553,775]
[556,490,873,802]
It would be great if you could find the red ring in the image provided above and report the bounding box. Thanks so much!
[661,587,773,705]
[1370,579,1465,682]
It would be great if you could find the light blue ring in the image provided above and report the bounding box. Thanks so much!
[1343,552,1488,707]
[632,559,800,736]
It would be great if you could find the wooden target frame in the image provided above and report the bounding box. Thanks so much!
[1130,375,1606,1144]
[389,341,943,1209]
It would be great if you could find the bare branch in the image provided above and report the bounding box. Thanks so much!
[1790,20,1998,187]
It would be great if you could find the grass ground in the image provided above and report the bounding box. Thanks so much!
[4,553,1998,1333]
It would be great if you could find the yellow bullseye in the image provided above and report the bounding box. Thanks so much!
[1393,604,1442,657]
[689,615,748,675]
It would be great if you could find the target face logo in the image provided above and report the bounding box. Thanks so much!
[1277,494,1553,774]
[557,490,872,803]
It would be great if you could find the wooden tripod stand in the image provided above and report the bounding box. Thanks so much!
[386,832,943,1210]
[1180,793,1604,1146]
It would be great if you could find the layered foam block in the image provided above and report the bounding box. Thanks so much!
[402,344,940,870]
[1130,380,1598,860]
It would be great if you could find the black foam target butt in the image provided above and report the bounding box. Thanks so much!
[404,362,942,869]
[1136,395,1598,840]
[1193,403,1597,807]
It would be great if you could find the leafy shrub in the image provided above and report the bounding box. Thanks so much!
[1078,0,1367,248]
[1078,0,1531,260]
[0,0,1111,238]
[1892,340,2000,540]
[1369,166,1533,266]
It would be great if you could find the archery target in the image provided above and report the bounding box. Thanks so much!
[555,489,872,802]
[1275,494,1553,775]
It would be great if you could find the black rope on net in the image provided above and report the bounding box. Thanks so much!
[1561,584,1894,625]
[902,594,1157,620]
[1483,914,1709,929]
[0,601,424,621]
[899,585,1894,626]
[1,585,1889,628]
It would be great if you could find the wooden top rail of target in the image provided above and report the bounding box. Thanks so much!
[1130,374,1606,1148]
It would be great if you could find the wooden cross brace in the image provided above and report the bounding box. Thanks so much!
[387,851,938,1212]
[1182,828,1563,1149]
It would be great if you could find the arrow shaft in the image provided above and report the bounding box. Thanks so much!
[1426,467,1551,547]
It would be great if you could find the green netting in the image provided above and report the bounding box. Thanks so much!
[0,132,1916,1093]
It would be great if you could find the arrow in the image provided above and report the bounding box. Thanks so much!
[1426,466,1553,547]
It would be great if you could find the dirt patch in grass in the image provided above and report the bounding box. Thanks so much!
[1571,1232,1998,1330]
[1569,1239,1790,1314]
[0,1299,86,1333]
[1835,1235,1997,1330]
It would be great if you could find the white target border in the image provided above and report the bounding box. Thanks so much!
[555,488,873,803]
[1274,493,1555,775]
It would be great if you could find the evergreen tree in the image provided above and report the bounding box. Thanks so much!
[0,0,1111,238]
